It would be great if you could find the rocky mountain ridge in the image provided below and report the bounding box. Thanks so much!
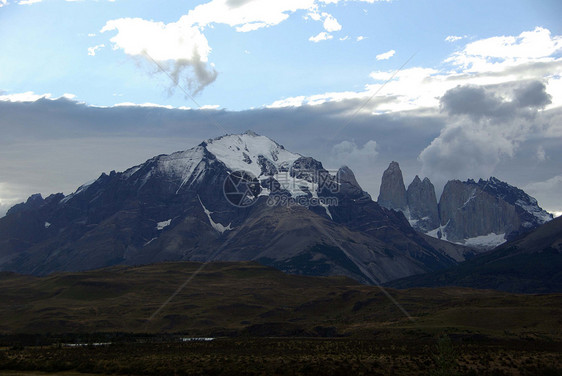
[377,162,552,252]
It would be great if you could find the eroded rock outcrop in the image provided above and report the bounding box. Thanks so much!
[406,175,439,232]
[376,161,552,251]
[377,161,408,211]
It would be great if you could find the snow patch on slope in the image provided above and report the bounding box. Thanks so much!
[144,237,157,246]
[426,221,450,242]
[410,216,429,226]
[460,189,478,209]
[463,232,506,249]
[156,219,171,230]
[321,203,333,220]
[426,223,505,250]
[198,196,232,234]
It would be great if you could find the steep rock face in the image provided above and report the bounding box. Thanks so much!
[476,177,552,237]
[378,164,441,234]
[438,180,520,243]
[435,178,553,246]
[337,166,369,200]
[406,176,439,232]
[377,161,408,211]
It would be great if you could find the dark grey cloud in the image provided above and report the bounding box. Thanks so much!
[440,80,552,121]
[419,123,510,188]
[167,53,218,96]
[514,80,552,108]
[440,85,506,119]
[226,0,255,8]
[421,80,559,197]
[1,90,561,217]
[0,97,445,215]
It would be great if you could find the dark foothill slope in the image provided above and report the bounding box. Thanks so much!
[387,216,562,293]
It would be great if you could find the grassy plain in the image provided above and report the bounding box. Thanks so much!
[0,261,560,375]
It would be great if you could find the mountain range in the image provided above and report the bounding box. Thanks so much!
[0,131,463,283]
[0,132,556,288]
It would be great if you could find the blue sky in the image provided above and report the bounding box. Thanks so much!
[1,0,562,216]
[2,0,560,109]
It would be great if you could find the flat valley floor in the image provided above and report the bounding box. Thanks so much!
[1,337,561,376]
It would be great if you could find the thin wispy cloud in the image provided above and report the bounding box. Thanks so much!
[376,49,395,60]
[18,0,42,4]
[445,35,465,42]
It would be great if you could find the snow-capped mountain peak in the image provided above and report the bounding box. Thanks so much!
[204,131,301,178]
[59,132,328,206]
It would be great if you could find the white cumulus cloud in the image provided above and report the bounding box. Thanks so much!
[101,17,217,95]
[309,32,333,43]
[446,27,562,72]
[267,96,307,108]
[101,18,211,63]
[184,0,316,31]
[267,27,562,114]
[322,12,342,32]
[0,91,51,102]
[100,0,344,95]
[87,44,105,56]
[100,0,392,95]
[0,92,76,102]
